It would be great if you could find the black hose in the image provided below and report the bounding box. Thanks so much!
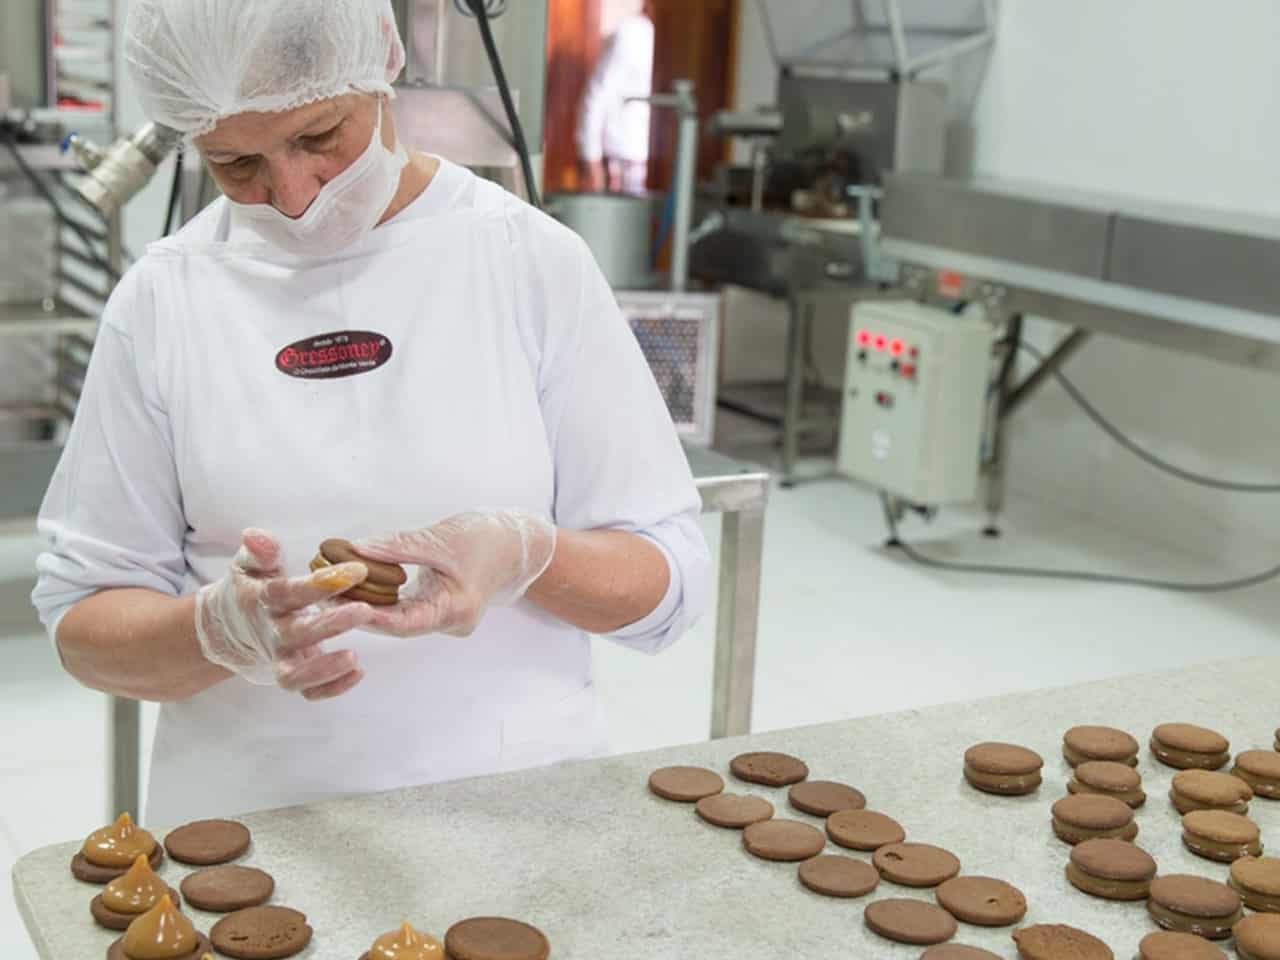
[463,0,542,209]
[162,149,182,237]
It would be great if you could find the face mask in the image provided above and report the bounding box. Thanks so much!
[229,98,408,258]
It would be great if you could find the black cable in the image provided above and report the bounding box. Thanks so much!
[881,493,1280,593]
[1018,340,1280,492]
[162,149,182,237]
[464,0,542,209]
[0,125,120,283]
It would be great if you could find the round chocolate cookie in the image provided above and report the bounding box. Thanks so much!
[1067,838,1157,901]
[1012,924,1113,960]
[648,766,724,803]
[1235,914,1280,960]
[314,539,407,607]
[742,819,826,862]
[797,855,880,898]
[1170,769,1252,815]
[963,742,1044,796]
[1138,931,1227,960]
[165,819,251,866]
[1069,760,1146,808]
[181,865,275,913]
[827,809,906,851]
[107,933,212,960]
[1234,750,1280,800]
[1063,725,1140,766]
[935,876,1027,926]
[730,751,809,787]
[70,844,164,885]
[90,887,183,931]
[1051,794,1137,845]
[1230,856,1280,912]
[444,917,550,960]
[864,898,957,946]
[1151,723,1230,770]
[210,906,313,959]
[695,793,774,829]
[788,780,866,817]
[1147,874,1242,940]
[1181,809,1262,863]
[921,947,1003,960]
[873,843,962,888]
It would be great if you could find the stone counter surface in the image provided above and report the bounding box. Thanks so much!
[14,656,1280,958]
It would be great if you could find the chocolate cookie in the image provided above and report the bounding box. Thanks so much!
[797,855,880,898]
[107,933,212,960]
[1151,723,1230,770]
[864,898,957,946]
[1181,809,1262,863]
[90,887,183,931]
[1235,914,1280,960]
[742,819,825,862]
[935,876,1027,925]
[873,843,962,888]
[444,917,550,960]
[1170,769,1252,815]
[648,766,724,802]
[210,906,313,959]
[181,865,275,913]
[71,844,164,885]
[1051,794,1138,845]
[1147,874,1242,940]
[1230,856,1280,912]
[1063,725,1140,766]
[921,947,1003,960]
[1067,838,1157,901]
[730,751,809,787]
[311,538,407,606]
[788,780,866,817]
[695,793,773,829]
[1069,760,1146,808]
[963,742,1043,796]
[1012,924,1113,960]
[165,820,251,866]
[827,809,906,851]
[1138,931,1227,960]
[1234,750,1280,799]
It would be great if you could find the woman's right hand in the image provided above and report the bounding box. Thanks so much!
[194,529,376,700]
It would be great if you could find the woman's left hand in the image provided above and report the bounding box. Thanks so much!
[351,511,556,637]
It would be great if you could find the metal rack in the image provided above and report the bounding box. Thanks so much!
[1,0,120,518]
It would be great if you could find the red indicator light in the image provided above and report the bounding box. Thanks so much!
[909,346,919,358]
[856,329,871,346]
[873,334,887,351]
[902,364,916,378]
[889,339,905,356]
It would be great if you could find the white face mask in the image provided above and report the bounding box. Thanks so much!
[229,99,409,258]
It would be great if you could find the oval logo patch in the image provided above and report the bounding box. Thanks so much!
[275,330,392,380]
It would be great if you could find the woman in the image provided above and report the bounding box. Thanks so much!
[32,0,709,825]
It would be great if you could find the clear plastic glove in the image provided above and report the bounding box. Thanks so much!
[351,511,556,638]
[195,529,376,698]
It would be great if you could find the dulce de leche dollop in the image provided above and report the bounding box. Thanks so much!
[122,894,198,959]
[103,854,169,915]
[82,813,156,868]
[369,921,445,960]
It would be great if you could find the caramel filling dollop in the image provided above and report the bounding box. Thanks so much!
[103,854,168,915]
[83,813,156,868]
[369,920,445,960]
[122,894,198,959]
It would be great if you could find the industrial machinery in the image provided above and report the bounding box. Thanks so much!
[837,299,993,505]
[690,0,996,485]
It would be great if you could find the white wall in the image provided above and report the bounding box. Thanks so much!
[729,0,1280,566]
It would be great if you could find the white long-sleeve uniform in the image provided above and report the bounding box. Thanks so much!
[32,158,710,825]
[575,14,654,164]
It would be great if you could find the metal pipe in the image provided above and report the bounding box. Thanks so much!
[670,80,698,292]
[109,697,141,819]
[1002,328,1091,417]
[709,505,766,738]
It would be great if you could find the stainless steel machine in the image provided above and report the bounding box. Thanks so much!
[690,0,996,485]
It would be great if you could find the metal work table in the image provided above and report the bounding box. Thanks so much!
[104,446,771,818]
[20,656,1279,958]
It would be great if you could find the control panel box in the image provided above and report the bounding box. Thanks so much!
[837,300,994,505]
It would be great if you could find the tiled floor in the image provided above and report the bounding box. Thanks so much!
[5,445,1280,956]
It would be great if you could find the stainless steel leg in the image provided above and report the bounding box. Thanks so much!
[109,695,141,818]
[781,297,810,488]
[710,505,766,739]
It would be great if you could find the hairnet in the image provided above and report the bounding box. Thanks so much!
[124,0,406,137]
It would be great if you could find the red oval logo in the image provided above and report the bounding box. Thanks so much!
[274,330,393,380]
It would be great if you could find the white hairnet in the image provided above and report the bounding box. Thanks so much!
[124,0,406,137]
